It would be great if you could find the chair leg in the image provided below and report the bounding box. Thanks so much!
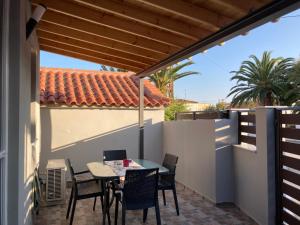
[162,190,166,206]
[100,195,104,213]
[66,187,73,219]
[121,206,126,225]
[172,187,179,216]
[107,188,111,225]
[93,197,97,211]
[155,200,161,225]
[69,198,77,225]
[143,208,148,223]
[114,196,119,225]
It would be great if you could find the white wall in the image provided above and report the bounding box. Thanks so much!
[5,1,41,224]
[40,107,164,178]
[163,109,276,225]
[233,108,276,225]
[163,119,235,203]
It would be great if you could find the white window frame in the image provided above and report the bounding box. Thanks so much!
[1,0,9,224]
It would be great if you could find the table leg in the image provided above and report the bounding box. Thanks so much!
[102,179,111,225]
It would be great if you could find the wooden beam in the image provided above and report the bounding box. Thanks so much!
[39,38,149,70]
[40,44,142,72]
[74,0,210,40]
[209,0,263,16]
[135,0,233,31]
[136,0,300,77]
[37,30,152,67]
[38,21,163,62]
[32,0,192,48]
[39,39,146,71]
[40,10,178,55]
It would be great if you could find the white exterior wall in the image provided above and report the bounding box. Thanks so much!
[3,1,41,224]
[163,109,276,225]
[40,107,164,178]
[163,119,235,203]
[163,120,216,201]
[233,108,276,225]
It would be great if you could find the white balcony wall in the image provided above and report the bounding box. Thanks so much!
[163,118,236,203]
[40,107,164,179]
[1,1,41,225]
[233,108,276,225]
[164,109,276,225]
[4,0,41,224]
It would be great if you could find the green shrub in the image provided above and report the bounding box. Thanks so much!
[165,100,188,121]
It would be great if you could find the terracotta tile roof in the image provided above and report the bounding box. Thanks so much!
[40,68,170,107]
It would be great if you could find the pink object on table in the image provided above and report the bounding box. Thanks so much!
[123,159,129,167]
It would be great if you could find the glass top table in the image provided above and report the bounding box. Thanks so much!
[86,159,169,225]
[87,159,169,179]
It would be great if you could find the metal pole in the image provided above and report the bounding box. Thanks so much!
[139,78,144,159]
[237,111,241,144]
[274,109,282,224]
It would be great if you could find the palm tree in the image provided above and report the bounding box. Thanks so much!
[149,60,199,98]
[286,60,300,105]
[100,65,127,72]
[227,51,294,106]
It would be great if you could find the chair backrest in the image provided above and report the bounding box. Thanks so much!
[162,153,178,174]
[66,158,77,183]
[103,149,127,161]
[123,168,159,210]
[66,158,79,194]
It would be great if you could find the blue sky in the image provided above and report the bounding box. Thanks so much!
[40,9,300,104]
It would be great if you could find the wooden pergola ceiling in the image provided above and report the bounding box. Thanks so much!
[33,0,298,75]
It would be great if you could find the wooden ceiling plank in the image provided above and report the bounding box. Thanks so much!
[38,21,162,62]
[40,10,177,55]
[40,44,142,72]
[39,38,149,69]
[39,39,146,71]
[135,0,234,31]
[209,0,260,16]
[32,0,192,48]
[73,0,210,40]
[37,30,152,67]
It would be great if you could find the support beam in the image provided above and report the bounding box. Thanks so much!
[208,0,257,16]
[136,0,300,78]
[32,0,192,48]
[40,44,142,72]
[139,78,144,159]
[74,0,210,40]
[38,21,163,62]
[135,0,233,31]
[40,10,178,55]
[38,33,151,68]
[39,39,146,71]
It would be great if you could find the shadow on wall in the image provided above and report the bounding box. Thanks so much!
[39,109,163,178]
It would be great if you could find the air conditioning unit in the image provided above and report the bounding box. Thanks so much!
[46,159,66,205]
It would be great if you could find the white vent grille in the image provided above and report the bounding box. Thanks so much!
[46,159,66,203]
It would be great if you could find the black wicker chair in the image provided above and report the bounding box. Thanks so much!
[158,153,179,215]
[66,159,105,225]
[114,168,161,225]
[103,149,127,190]
[103,150,127,161]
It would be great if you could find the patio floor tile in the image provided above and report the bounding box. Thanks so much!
[33,183,257,225]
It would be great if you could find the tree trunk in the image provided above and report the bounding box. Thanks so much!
[170,81,174,99]
[264,92,273,106]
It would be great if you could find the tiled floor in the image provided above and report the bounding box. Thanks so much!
[33,183,257,225]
